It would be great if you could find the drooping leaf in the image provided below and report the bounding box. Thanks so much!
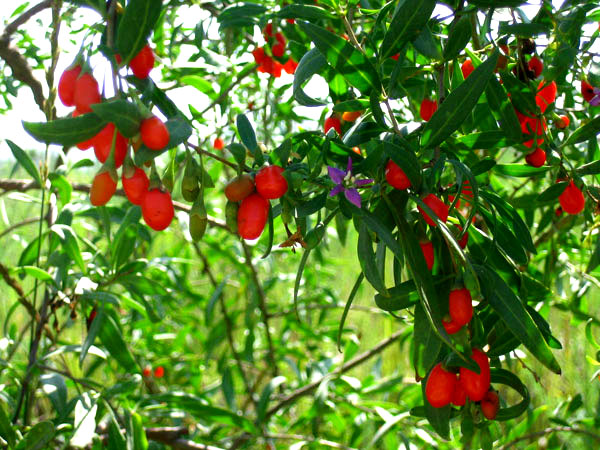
[91,99,144,138]
[293,48,328,106]
[23,114,106,148]
[6,140,42,186]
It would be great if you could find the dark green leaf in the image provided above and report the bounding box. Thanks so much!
[413,303,442,380]
[6,140,42,185]
[490,368,530,421]
[494,163,551,177]
[91,100,143,138]
[0,400,17,447]
[236,114,258,152]
[565,116,600,146]
[97,311,138,373]
[576,159,600,175]
[338,273,364,351]
[499,22,550,37]
[257,376,286,424]
[15,421,55,450]
[485,77,523,143]
[358,223,388,295]
[536,181,568,203]
[443,15,472,61]
[374,280,419,311]
[293,48,328,106]
[23,114,106,148]
[276,5,334,20]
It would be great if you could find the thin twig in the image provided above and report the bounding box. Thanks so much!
[0,263,37,317]
[499,426,600,449]
[266,433,358,450]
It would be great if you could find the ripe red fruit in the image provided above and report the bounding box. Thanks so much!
[142,366,152,377]
[237,193,270,240]
[324,116,342,135]
[122,167,149,205]
[272,43,285,58]
[559,180,585,215]
[556,115,570,129]
[225,174,255,202]
[536,80,557,113]
[342,110,362,122]
[58,65,82,107]
[581,80,595,102]
[213,137,225,150]
[419,240,434,271]
[443,318,462,335]
[90,171,117,206]
[351,146,361,155]
[385,160,411,190]
[255,165,288,199]
[449,288,473,327]
[263,23,274,39]
[154,366,165,378]
[140,116,170,150]
[93,123,128,168]
[275,32,286,47]
[425,363,457,408]
[391,53,400,61]
[129,44,155,79]
[481,391,500,420]
[73,73,101,113]
[142,189,175,231]
[528,56,543,78]
[451,381,466,406]
[455,225,468,249]
[253,47,266,65]
[461,59,474,79]
[420,98,437,121]
[525,147,546,168]
[283,58,298,74]
[459,348,491,402]
[418,194,449,227]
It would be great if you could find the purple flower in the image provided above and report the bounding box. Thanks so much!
[590,87,600,106]
[328,157,373,208]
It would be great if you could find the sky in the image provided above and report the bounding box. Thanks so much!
[0,1,592,164]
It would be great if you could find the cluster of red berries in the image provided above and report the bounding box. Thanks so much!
[426,348,499,419]
[142,365,164,378]
[252,23,298,77]
[59,45,175,231]
[225,165,288,240]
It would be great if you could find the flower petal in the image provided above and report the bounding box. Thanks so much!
[355,178,374,187]
[329,184,343,197]
[590,95,600,106]
[346,156,353,174]
[345,188,362,208]
[328,166,346,184]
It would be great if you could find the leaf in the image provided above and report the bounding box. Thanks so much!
[374,280,419,311]
[97,311,138,372]
[380,0,437,60]
[127,411,148,450]
[337,273,364,351]
[499,22,551,37]
[0,400,17,447]
[23,113,107,147]
[276,4,334,20]
[236,114,258,152]
[443,15,472,61]
[295,192,327,218]
[469,0,528,6]
[6,140,42,185]
[116,0,163,65]
[71,393,98,448]
[474,265,561,374]
[490,368,530,421]
[485,77,523,143]
[576,160,600,175]
[15,421,55,450]
[333,99,370,112]
[227,143,246,168]
[293,48,327,107]
[536,181,568,203]
[205,277,228,326]
[564,116,600,146]
[12,266,56,286]
[126,77,183,119]
[413,303,442,380]
[256,376,287,424]
[421,52,499,148]
[91,100,143,138]
[358,223,388,295]
[455,131,510,150]
[359,209,403,261]
[494,163,551,177]
[297,21,381,96]
[218,3,267,28]
[180,75,217,99]
[51,224,85,273]
[80,306,103,366]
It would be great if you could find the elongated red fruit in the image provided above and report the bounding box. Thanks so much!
[238,193,269,240]
[459,349,491,402]
[425,363,457,408]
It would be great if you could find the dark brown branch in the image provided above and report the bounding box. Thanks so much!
[0,263,37,317]
[0,1,53,111]
[146,427,225,450]
[266,329,404,418]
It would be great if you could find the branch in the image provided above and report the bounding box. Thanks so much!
[0,178,229,231]
[0,1,53,111]
[266,433,358,450]
[145,427,225,450]
[266,329,404,418]
[499,426,600,449]
[0,263,37,317]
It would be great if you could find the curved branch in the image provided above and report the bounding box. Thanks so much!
[499,426,600,449]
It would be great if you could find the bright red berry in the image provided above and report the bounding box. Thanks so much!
[263,23,274,39]
[272,43,285,58]
[122,167,149,205]
[425,363,457,408]
[275,32,286,47]
[418,194,449,227]
[459,348,491,402]
[58,65,82,107]
[324,116,342,135]
[237,193,270,240]
[455,224,468,249]
[391,53,400,61]
[342,110,362,122]
[140,116,170,150]
[142,366,152,377]
[225,174,255,202]
[419,240,434,271]
[461,59,474,79]
[420,98,437,121]
[449,288,473,327]
[481,390,500,420]
[525,147,546,168]
[451,381,466,407]
[213,137,225,150]
[90,171,117,206]
[255,165,288,199]
[129,44,155,79]
[443,317,463,335]
[528,56,543,78]
[93,123,128,168]
[385,160,411,190]
[581,80,595,102]
[252,47,266,65]
[536,80,557,113]
[283,58,298,74]
[154,366,164,378]
[559,180,585,215]
[142,189,175,231]
[73,73,101,113]
[556,115,570,129]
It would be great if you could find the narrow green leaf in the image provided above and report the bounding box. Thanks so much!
[455,131,510,150]
[80,307,103,367]
[499,22,551,37]
[443,15,472,61]
[337,272,364,351]
[490,368,530,421]
[474,265,561,374]
[6,140,42,185]
[205,277,228,326]
[413,303,442,380]
[97,311,138,373]
[15,421,55,450]
[536,181,568,203]
[565,116,600,146]
[91,100,143,138]
[236,114,258,152]
[333,99,369,112]
[374,280,419,311]
[358,223,388,295]
[23,114,106,147]
[293,48,327,106]
[485,77,523,143]
[180,75,217,100]
[257,376,287,424]
[276,4,334,20]
[421,52,499,148]
[227,143,246,168]
[13,266,56,286]
[51,224,85,273]
[0,400,17,447]
[576,159,600,175]
[298,21,381,96]
[380,0,437,60]
[494,163,551,177]
[116,0,163,65]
